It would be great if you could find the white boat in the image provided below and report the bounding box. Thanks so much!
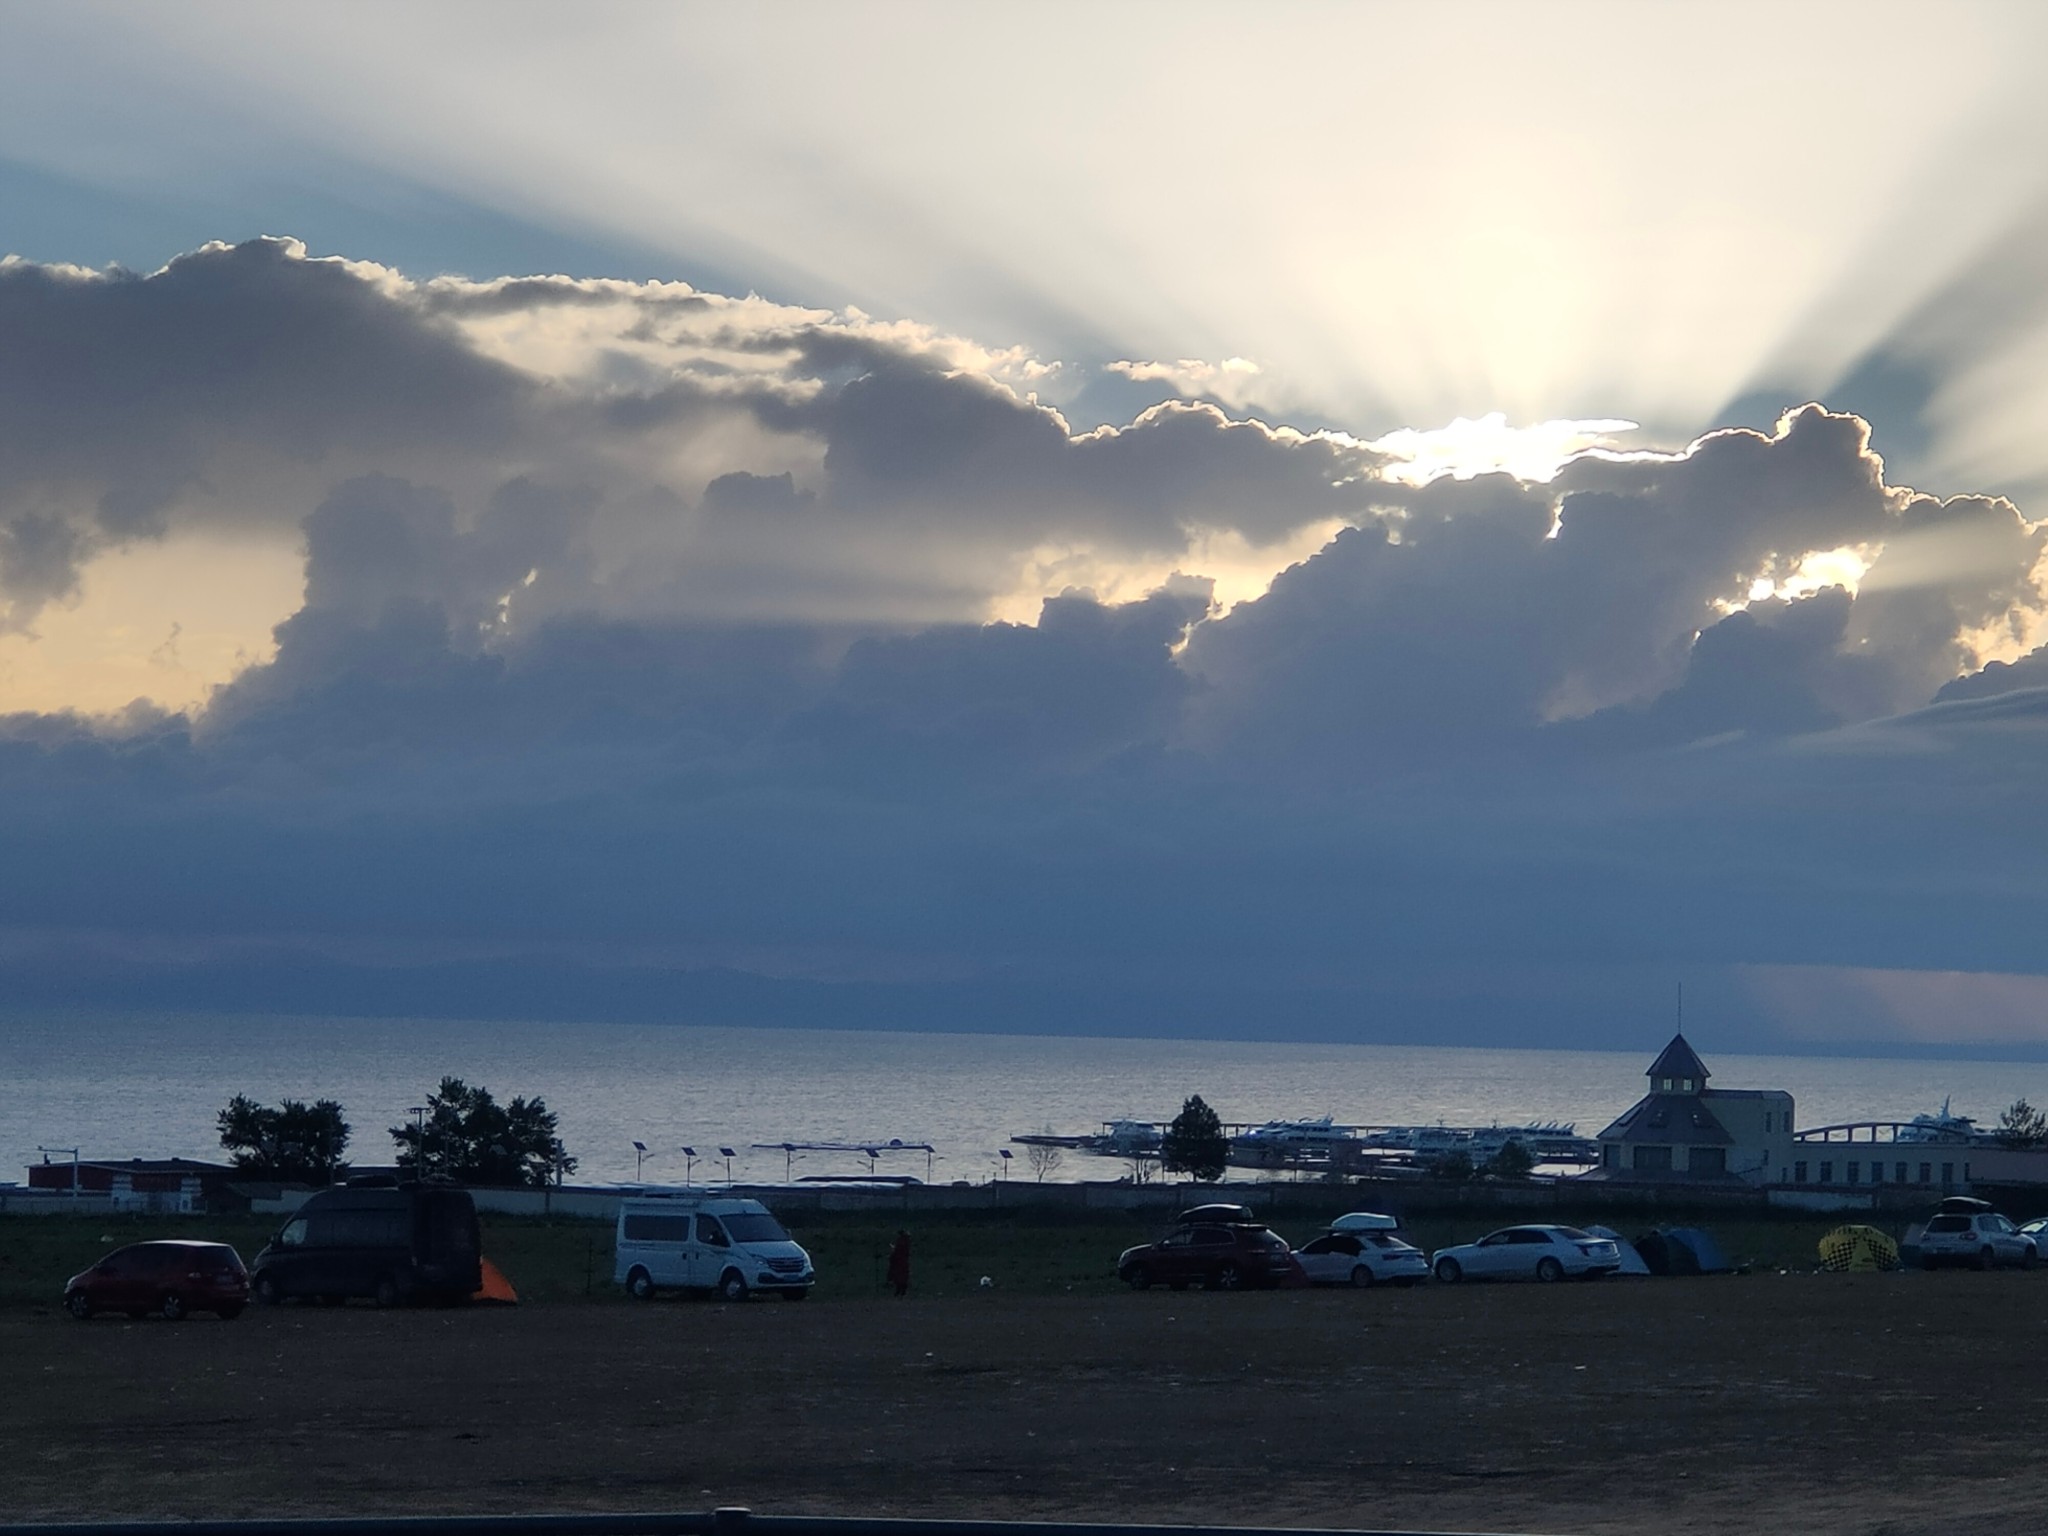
[1897,1098,1990,1144]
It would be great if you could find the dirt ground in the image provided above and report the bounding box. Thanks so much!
[7,1272,2048,1535]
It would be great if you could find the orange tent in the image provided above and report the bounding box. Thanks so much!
[471,1256,519,1305]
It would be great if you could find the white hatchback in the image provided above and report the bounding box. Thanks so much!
[1431,1224,1620,1283]
[1293,1229,1430,1287]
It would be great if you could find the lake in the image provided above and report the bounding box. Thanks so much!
[4,1011,2043,1186]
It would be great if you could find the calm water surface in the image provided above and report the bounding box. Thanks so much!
[5,1012,2045,1186]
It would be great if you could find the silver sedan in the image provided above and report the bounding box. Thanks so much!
[1431,1224,1621,1283]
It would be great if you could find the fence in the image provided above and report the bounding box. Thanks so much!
[0,1509,1522,1536]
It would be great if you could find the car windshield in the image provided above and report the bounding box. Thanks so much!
[1554,1227,1596,1242]
[722,1213,790,1244]
[1252,1230,1288,1249]
[1926,1216,1971,1232]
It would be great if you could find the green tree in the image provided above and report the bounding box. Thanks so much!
[216,1095,351,1184]
[390,1076,576,1188]
[1431,1149,1475,1183]
[1485,1140,1535,1180]
[1161,1094,1229,1182]
[1998,1097,2048,1148]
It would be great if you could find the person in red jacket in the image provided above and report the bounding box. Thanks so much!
[886,1230,911,1297]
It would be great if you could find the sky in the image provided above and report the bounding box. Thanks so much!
[4,0,2048,1055]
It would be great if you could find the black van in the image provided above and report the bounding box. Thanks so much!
[250,1186,481,1307]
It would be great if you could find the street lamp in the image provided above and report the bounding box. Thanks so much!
[632,1140,648,1181]
[680,1147,698,1184]
[998,1147,1013,1181]
[719,1147,737,1183]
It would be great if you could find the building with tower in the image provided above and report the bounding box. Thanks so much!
[1595,1034,1795,1184]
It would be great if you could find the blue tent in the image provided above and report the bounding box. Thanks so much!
[1664,1226,1732,1273]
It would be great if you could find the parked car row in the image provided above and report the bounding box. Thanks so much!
[1114,1204,1624,1291]
[64,1187,821,1321]
[65,1183,488,1321]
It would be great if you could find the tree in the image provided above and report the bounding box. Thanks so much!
[390,1076,576,1187]
[1024,1128,1064,1183]
[1998,1097,2048,1148]
[1430,1149,1475,1183]
[1485,1140,1535,1180]
[1161,1094,1229,1182]
[217,1095,351,1184]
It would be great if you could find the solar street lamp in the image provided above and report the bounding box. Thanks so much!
[719,1147,737,1182]
[632,1140,648,1180]
[998,1147,1013,1181]
[681,1147,698,1184]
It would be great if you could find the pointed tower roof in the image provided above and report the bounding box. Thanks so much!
[1647,1033,1709,1083]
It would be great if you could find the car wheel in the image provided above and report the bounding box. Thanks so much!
[374,1275,402,1309]
[1435,1257,1463,1284]
[1350,1265,1374,1289]
[1210,1262,1243,1291]
[159,1292,188,1321]
[626,1267,656,1301]
[253,1272,282,1306]
[1123,1264,1151,1291]
[1535,1257,1565,1283]
[717,1269,749,1303]
[216,1304,243,1321]
[64,1291,93,1321]
[1978,1246,1996,1272]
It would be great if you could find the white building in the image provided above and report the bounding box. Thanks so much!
[1595,1034,1795,1185]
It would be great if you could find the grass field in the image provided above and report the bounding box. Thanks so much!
[0,1198,1944,1309]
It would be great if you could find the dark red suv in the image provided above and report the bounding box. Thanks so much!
[64,1240,249,1321]
[1117,1219,1305,1291]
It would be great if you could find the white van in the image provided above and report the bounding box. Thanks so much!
[613,1195,815,1302]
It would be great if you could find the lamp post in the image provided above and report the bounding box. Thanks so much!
[680,1147,698,1185]
[719,1147,736,1183]
[632,1140,648,1181]
[998,1147,1013,1181]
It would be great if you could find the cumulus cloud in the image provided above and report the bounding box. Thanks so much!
[0,238,1381,638]
[1,239,2046,1050]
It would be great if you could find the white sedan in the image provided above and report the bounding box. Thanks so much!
[1431,1224,1621,1283]
[1293,1230,1430,1287]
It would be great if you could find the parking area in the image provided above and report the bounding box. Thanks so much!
[9,1269,2048,1535]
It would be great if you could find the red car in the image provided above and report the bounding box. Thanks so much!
[64,1240,250,1321]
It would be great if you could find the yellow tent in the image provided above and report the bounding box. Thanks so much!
[1818,1225,1899,1273]
[471,1256,519,1304]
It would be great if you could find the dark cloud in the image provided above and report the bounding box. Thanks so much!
[1,242,2046,1050]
